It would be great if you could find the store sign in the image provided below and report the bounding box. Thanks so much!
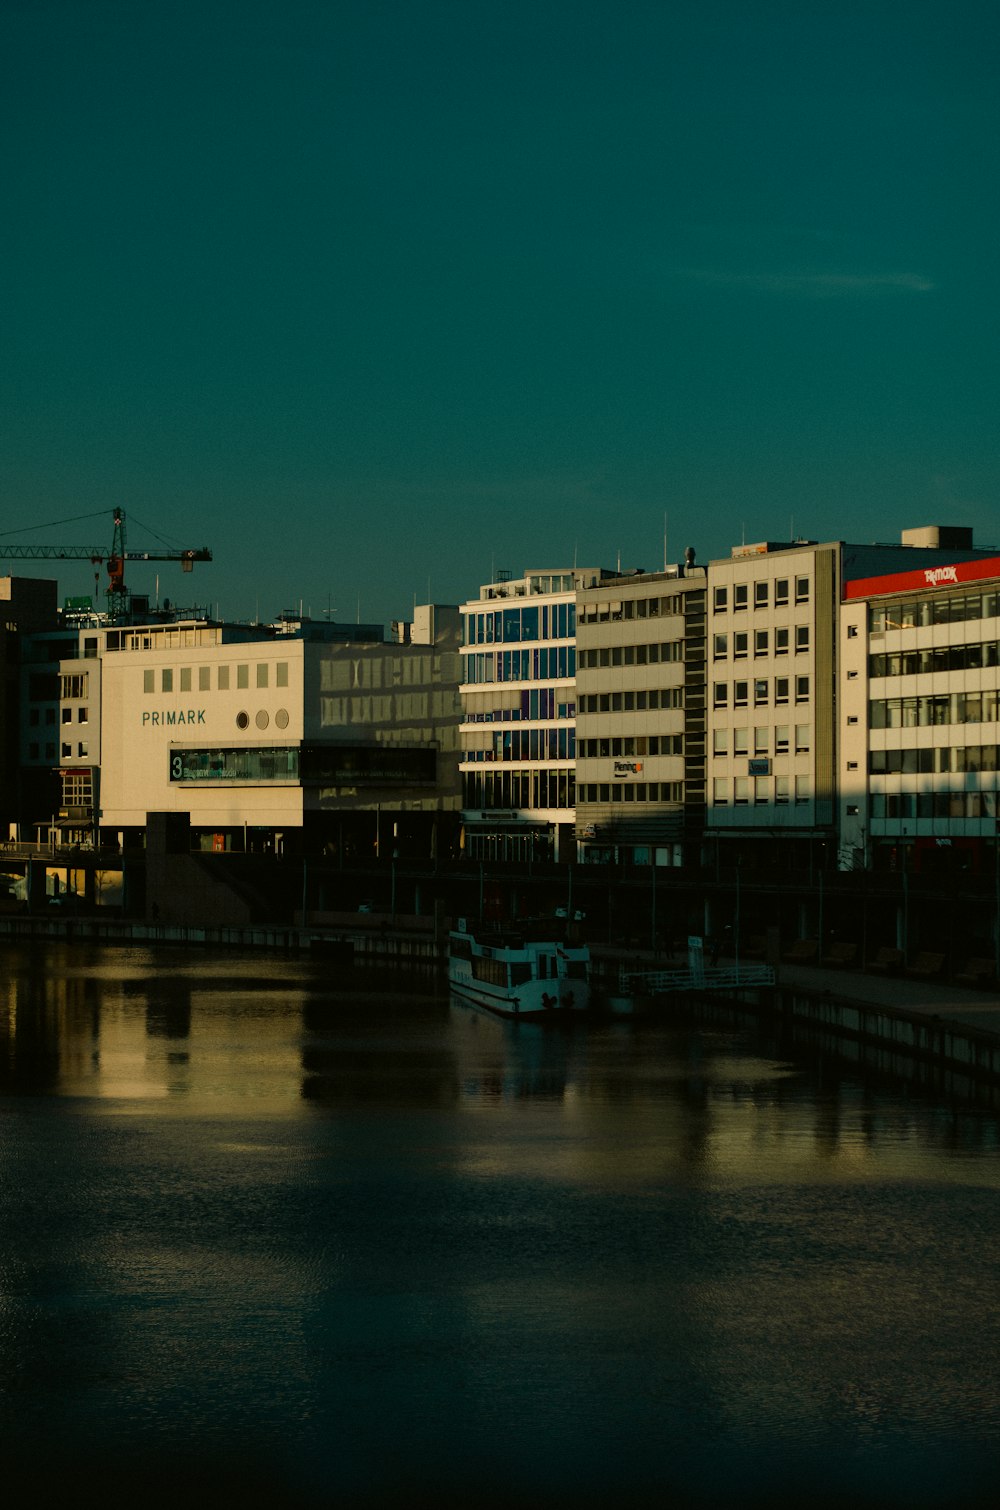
[142,709,207,726]
[748,758,771,776]
[613,760,643,778]
[844,554,1000,600]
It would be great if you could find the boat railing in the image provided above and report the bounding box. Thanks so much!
[619,963,775,996]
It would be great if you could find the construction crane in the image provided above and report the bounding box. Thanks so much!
[0,508,212,621]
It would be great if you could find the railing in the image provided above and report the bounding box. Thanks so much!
[619,963,775,995]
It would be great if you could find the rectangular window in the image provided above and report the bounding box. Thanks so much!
[276,662,288,687]
[795,625,810,653]
[218,666,230,691]
[734,727,749,756]
[754,727,769,755]
[714,633,728,658]
[714,682,728,708]
[754,680,768,705]
[713,778,728,806]
[733,681,748,707]
[734,778,749,805]
[795,724,810,752]
[775,579,789,606]
[180,667,192,691]
[734,584,748,611]
[161,669,173,693]
[77,742,88,757]
[714,586,728,612]
[795,576,810,603]
[754,630,768,656]
[775,627,789,655]
[61,742,71,758]
[734,632,748,659]
[61,707,72,724]
[795,776,810,804]
[754,581,769,609]
[775,725,789,753]
[237,665,249,689]
[199,666,211,691]
[78,707,88,723]
[143,670,154,694]
[775,677,789,704]
[795,675,810,703]
[713,729,728,756]
[257,663,269,688]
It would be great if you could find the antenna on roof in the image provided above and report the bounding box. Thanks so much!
[663,511,668,572]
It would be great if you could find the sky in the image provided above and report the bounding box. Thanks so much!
[1,0,998,627]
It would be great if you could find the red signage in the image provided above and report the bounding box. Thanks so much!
[844,555,1000,600]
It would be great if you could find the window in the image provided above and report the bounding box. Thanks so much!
[795,724,810,752]
[734,778,749,805]
[77,742,88,757]
[713,729,728,756]
[754,727,769,754]
[257,663,269,688]
[734,632,748,659]
[61,707,72,724]
[775,725,789,753]
[237,665,249,689]
[161,669,173,693]
[795,625,810,653]
[795,776,810,804]
[775,628,789,655]
[61,742,71,757]
[713,682,728,708]
[714,633,728,658]
[734,584,748,611]
[754,776,769,804]
[847,624,858,638]
[734,680,748,707]
[754,680,768,705]
[734,727,749,755]
[143,670,154,693]
[714,587,728,612]
[795,675,810,703]
[754,630,769,656]
[218,666,230,690]
[754,581,769,608]
[795,576,810,603]
[78,707,88,723]
[180,668,192,691]
[775,677,789,704]
[713,778,728,806]
[775,776,790,804]
[276,663,288,687]
[775,578,789,606]
[199,667,211,691]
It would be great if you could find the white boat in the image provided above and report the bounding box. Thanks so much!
[448,917,590,1019]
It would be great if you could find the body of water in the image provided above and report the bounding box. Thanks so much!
[1,943,998,1508]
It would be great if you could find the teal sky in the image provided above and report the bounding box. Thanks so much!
[2,0,998,625]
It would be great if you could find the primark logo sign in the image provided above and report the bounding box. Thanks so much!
[142,709,207,726]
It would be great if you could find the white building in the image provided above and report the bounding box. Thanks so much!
[840,552,1000,875]
[458,567,605,862]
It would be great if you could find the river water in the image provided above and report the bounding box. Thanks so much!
[1,942,998,1509]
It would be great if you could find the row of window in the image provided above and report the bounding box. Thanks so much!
[143,662,290,694]
[713,776,810,805]
[714,577,810,612]
[577,782,684,804]
[713,725,811,756]
[578,735,684,757]
[871,589,1000,633]
[462,771,575,810]
[578,688,685,714]
[462,728,575,762]
[463,690,575,722]
[714,675,810,708]
[463,602,575,645]
[28,741,90,761]
[871,792,1000,819]
[870,743,1000,773]
[578,640,683,668]
[577,593,685,624]
[869,643,1000,677]
[462,647,576,684]
[870,692,1000,728]
[714,626,809,658]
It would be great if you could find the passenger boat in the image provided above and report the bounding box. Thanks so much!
[448,916,590,1019]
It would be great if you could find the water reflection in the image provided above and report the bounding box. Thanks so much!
[0,945,999,1508]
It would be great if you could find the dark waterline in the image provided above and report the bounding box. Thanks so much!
[1,943,998,1509]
